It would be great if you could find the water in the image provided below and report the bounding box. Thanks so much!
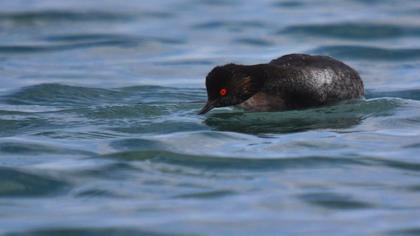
[1,0,420,235]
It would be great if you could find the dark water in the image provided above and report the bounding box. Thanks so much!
[1,0,420,235]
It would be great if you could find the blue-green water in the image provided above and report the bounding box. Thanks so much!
[1,0,420,235]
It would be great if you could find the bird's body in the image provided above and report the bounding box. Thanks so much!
[238,54,364,112]
[199,54,364,114]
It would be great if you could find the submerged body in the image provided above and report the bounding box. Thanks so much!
[199,54,364,114]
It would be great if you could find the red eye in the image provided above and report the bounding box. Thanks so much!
[219,88,228,96]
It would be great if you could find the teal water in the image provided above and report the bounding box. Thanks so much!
[1,0,420,235]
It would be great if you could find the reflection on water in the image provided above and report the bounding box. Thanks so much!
[1,0,420,235]
[204,99,398,133]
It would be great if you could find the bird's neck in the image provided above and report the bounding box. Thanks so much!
[247,63,288,94]
[247,63,279,83]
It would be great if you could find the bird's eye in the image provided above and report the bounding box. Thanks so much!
[219,88,228,96]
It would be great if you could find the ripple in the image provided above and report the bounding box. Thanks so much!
[312,45,420,61]
[104,150,365,171]
[0,118,47,137]
[3,84,203,107]
[4,84,120,106]
[174,189,235,199]
[298,192,373,209]
[0,10,133,23]
[192,20,266,31]
[0,141,92,156]
[0,9,173,26]
[387,228,420,236]
[233,38,274,47]
[273,1,305,8]
[282,23,420,39]
[0,43,137,54]
[196,0,240,6]
[366,89,420,101]
[0,142,63,155]
[0,167,67,197]
[117,85,205,104]
[82,104,170,119]
[156,59,213,66]
[0,35,183,54]
[44,34,184,45]
[5,228,178,236]
[110,138,166,152]
[205,99,398,134]
[72,162,139,179]
[1,84,208,136]
[74,188,120,198]
[373,158,420,172]
[111,121,206,135]
[1,1,420,234]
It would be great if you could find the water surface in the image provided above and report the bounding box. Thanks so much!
[1,0,420,235]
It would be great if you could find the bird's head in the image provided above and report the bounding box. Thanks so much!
[198,64,265,114]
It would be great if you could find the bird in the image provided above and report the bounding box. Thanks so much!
[198,53,364,114]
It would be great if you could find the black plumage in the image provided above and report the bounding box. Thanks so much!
[198,54,364,114]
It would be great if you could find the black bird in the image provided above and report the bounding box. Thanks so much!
[198,53,364,114]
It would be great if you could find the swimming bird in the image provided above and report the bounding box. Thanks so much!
[198,53,364,114]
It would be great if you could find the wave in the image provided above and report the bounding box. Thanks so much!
[192,20,266,30]
[44,34,184,45]
[104,149,365,171]
[103,147,420,174]
[312,45,420,61]
[2,84,120,106]
[282,23,420,39]
[2,83,204,107]
[233,37,274,47]
[4,227,176,236]
[0,9,172,24]
[366,89,420,100]
[0,34,184,54]
[0,167,67,197]
[205,98,400,134]
[297,192,373,209]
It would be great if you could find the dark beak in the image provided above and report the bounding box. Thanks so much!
[198,101,215,115]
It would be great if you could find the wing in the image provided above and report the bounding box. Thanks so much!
[270,53,345,69]
[265,54,364,108]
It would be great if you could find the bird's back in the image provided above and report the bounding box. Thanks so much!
[265,54,364,108]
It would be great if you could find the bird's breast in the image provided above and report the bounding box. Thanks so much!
[238,92,285,112]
